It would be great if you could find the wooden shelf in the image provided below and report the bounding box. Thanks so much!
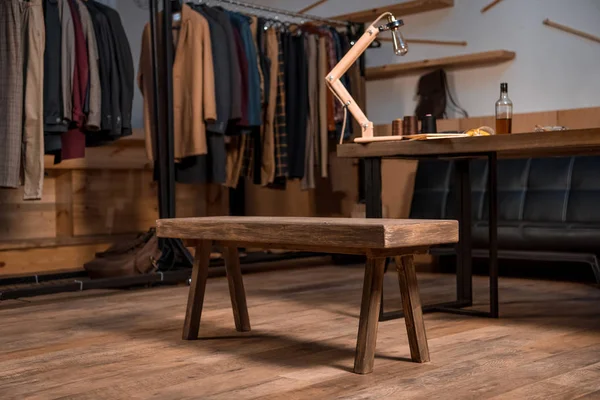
[365,50,516,81]
[333,0,454,23]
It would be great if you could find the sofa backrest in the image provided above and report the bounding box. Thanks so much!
[410,156,600,224]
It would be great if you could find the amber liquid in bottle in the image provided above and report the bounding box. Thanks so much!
[496,118,512,135]
[495,83,513,134]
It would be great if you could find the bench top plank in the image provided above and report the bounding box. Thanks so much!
[156,217,458,250]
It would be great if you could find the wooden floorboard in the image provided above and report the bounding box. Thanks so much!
[0,264,599,399]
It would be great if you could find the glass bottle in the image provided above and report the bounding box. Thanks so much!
[495,82,513,134]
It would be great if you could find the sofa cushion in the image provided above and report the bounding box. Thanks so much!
[410,156,600,252]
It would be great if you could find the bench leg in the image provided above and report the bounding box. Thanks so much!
[183,240,212,340]
[396,255,430,363]
[223,246,251,332]
[354,257,386,374]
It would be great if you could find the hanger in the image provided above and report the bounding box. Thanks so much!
[172,0,182,30]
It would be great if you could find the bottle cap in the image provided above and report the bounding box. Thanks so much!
[501,82,508,91]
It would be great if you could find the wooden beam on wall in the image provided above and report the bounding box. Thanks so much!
[543,18,600,44]
[299,0,328,14]
[481,0,504,14]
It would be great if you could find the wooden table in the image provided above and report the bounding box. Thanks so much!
[337,128,600,320]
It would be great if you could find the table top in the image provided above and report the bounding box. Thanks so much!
[337,128,600,159]
[157,216,458,250]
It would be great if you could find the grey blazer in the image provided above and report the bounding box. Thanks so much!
[193,6,232,134]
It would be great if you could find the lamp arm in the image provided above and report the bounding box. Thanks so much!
[326,21,382,140]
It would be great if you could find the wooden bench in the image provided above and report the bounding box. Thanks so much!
[156,216,458,374]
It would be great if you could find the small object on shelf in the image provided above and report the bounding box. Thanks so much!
[421,114,437,133]
[404,127,493,141]
[392,119,403,136]
[534,125,568,132]
[481,0,504,14]
[495,82,513,134]
[543,18,600,45]
[403,116,419,135]
[405,133,468,140]
[464,126,494,136]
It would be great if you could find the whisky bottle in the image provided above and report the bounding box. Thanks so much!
[495,82,513,134]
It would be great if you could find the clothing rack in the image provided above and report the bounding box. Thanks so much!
[150,0,352,223]
[193,0,348,27]
[0,0,355,302]
[148,0,353,262]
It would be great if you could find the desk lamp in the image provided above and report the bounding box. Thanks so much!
[326,12,408,143]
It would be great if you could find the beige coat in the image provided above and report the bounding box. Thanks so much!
[138,5,217,161]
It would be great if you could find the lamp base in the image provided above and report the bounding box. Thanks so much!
[354,135,404,143]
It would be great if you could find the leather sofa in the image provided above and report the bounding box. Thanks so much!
[410,156,600,283]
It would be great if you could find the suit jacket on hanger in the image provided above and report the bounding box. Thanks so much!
[84,0,121,136]
[200,6,242,123]
[138,4,217,161]
[92,0,134,137]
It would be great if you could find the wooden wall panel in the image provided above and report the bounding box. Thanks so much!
[176,183,227,218]
[44,138,150,170]
[558,107,600,129]
[245,179,315,217]
[459,116,495,132]
[54,171,74,238]
[71,170,217,236]
[244,148,359,218]
[382,160,418,219]
[437,118,461,132]
[0,243,111,277]
[512,111,558,133]
[72,170,157,236]
[318,150,359,217]
[0,178,57,241]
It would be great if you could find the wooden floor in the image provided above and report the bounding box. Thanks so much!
[1,262,600,399]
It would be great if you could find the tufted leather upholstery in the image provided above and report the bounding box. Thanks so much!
[410,156,600,253]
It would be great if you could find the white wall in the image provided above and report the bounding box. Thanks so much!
[119,0,600,127]
[258,0,600,123]
[117,0,149,129]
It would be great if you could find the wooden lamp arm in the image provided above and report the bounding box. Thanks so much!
[326,21,381,140]
[326,12,408,143]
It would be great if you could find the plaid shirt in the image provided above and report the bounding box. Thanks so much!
[274,34,288,178]
[324,30,343,123]
[240,129,254,179]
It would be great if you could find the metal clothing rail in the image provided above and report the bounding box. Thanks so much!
[0,252,323,301]
[195,0,348,27]
[0,0,336,303]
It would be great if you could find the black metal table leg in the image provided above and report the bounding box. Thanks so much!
[455,159,473,306]
[363,158,385,321]
[368,155,499,321]
[488,152,499,318]
[436,154,499,318]
[364,158,383,219]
